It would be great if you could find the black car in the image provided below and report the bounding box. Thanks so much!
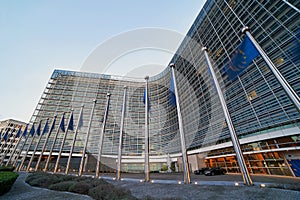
[194,167,209,175]
[204,167,226,176]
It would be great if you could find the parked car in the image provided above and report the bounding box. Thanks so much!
[204,167,226,176]
[194,167,209,175]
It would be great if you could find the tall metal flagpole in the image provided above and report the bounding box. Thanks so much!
[0,126,19,165]
[78,100,96,176]
[35,115,57,171]
[65,105,84,175]
[242,27,300,112]
[18,122,39,172]
[169,64,191,184]
[95,93,111,178]
[117,86,127,181]
[26,119,49,171]
[44,113,65,171]
[13,128,31,167]
[6,125,27,166]
[144,76,150,182]
[202,47,253,185]
[54,111,73,173]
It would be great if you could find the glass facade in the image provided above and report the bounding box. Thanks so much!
[13,0,300,175]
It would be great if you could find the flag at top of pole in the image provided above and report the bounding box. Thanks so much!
[224,35,260,80]
[78,109,84,128]
[3,130,9,141]
[15,127,22,138]
[42,120,49,135]
[22,125,28,137]
[68,113,74,131]
[29,124,35,137]
[169,76,176,106]
[36,121,42,136]
[60,115,65,132]
[143,89,150,111]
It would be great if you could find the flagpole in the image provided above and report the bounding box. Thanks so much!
[0,126,19,165]
[95,93,111,178]
[54,111,73,173]
[144,76,150,182]
[35,115,57,171]
[78,100,96,176]
[169,64,191,184]
[13,129,31,167]
[242,27,300,112]
[26,119,49,171]
[6,125,27,166]
[65,105,84,175]
[202,47,253,185]
[44,113,65,171]
[18,122,38,172]
[117,86,127,181]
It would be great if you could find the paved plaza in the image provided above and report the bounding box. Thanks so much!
[1,172,300,200]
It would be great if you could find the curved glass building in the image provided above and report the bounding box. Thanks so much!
[7,0,300,177]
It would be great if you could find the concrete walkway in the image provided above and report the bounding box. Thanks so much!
[0,172,93,200]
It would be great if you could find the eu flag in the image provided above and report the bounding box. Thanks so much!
[15,128,22,138]
[49,118,56,134]
[78,111,83,128]
[60,115,65,132]
[3,130,9,141]
[143,89,150,111]
[29,124,35,137]
[68,113,74,131]
[22,125,28,137]
[169,76,176,106]
[36,122,42,136]
[224,35,260,80]
[42,121,49,135]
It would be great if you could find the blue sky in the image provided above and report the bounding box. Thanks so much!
[0,0,205,122]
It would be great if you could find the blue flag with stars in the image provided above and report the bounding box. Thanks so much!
[68,113,74,131]
[29,124,35,137]
[36,121,42,136]
[60,115,65,132]
[42,121,49,135]
[224,35,260,80]
[78,111,83,128]
[169,76,176,107]
[15,128,22,138]
[3,130,9,141]
[22,125,28,137]
[143,89,150,111]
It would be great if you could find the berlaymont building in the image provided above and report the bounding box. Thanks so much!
[2,0,300,184]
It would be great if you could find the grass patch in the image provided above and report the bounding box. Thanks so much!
[26,172,137,200]
[0,171,19,195]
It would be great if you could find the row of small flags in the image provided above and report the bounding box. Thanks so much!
[0,111,83,141]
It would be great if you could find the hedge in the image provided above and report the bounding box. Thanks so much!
[0,171,19,195]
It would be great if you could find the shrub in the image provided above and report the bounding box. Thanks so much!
[0,166,15,172]
[88,184,136,200]
[0,172,19,195]
[26,173,60,188]
[48,181,75,191]
[57,174,77,182]
[68,181,91,194]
